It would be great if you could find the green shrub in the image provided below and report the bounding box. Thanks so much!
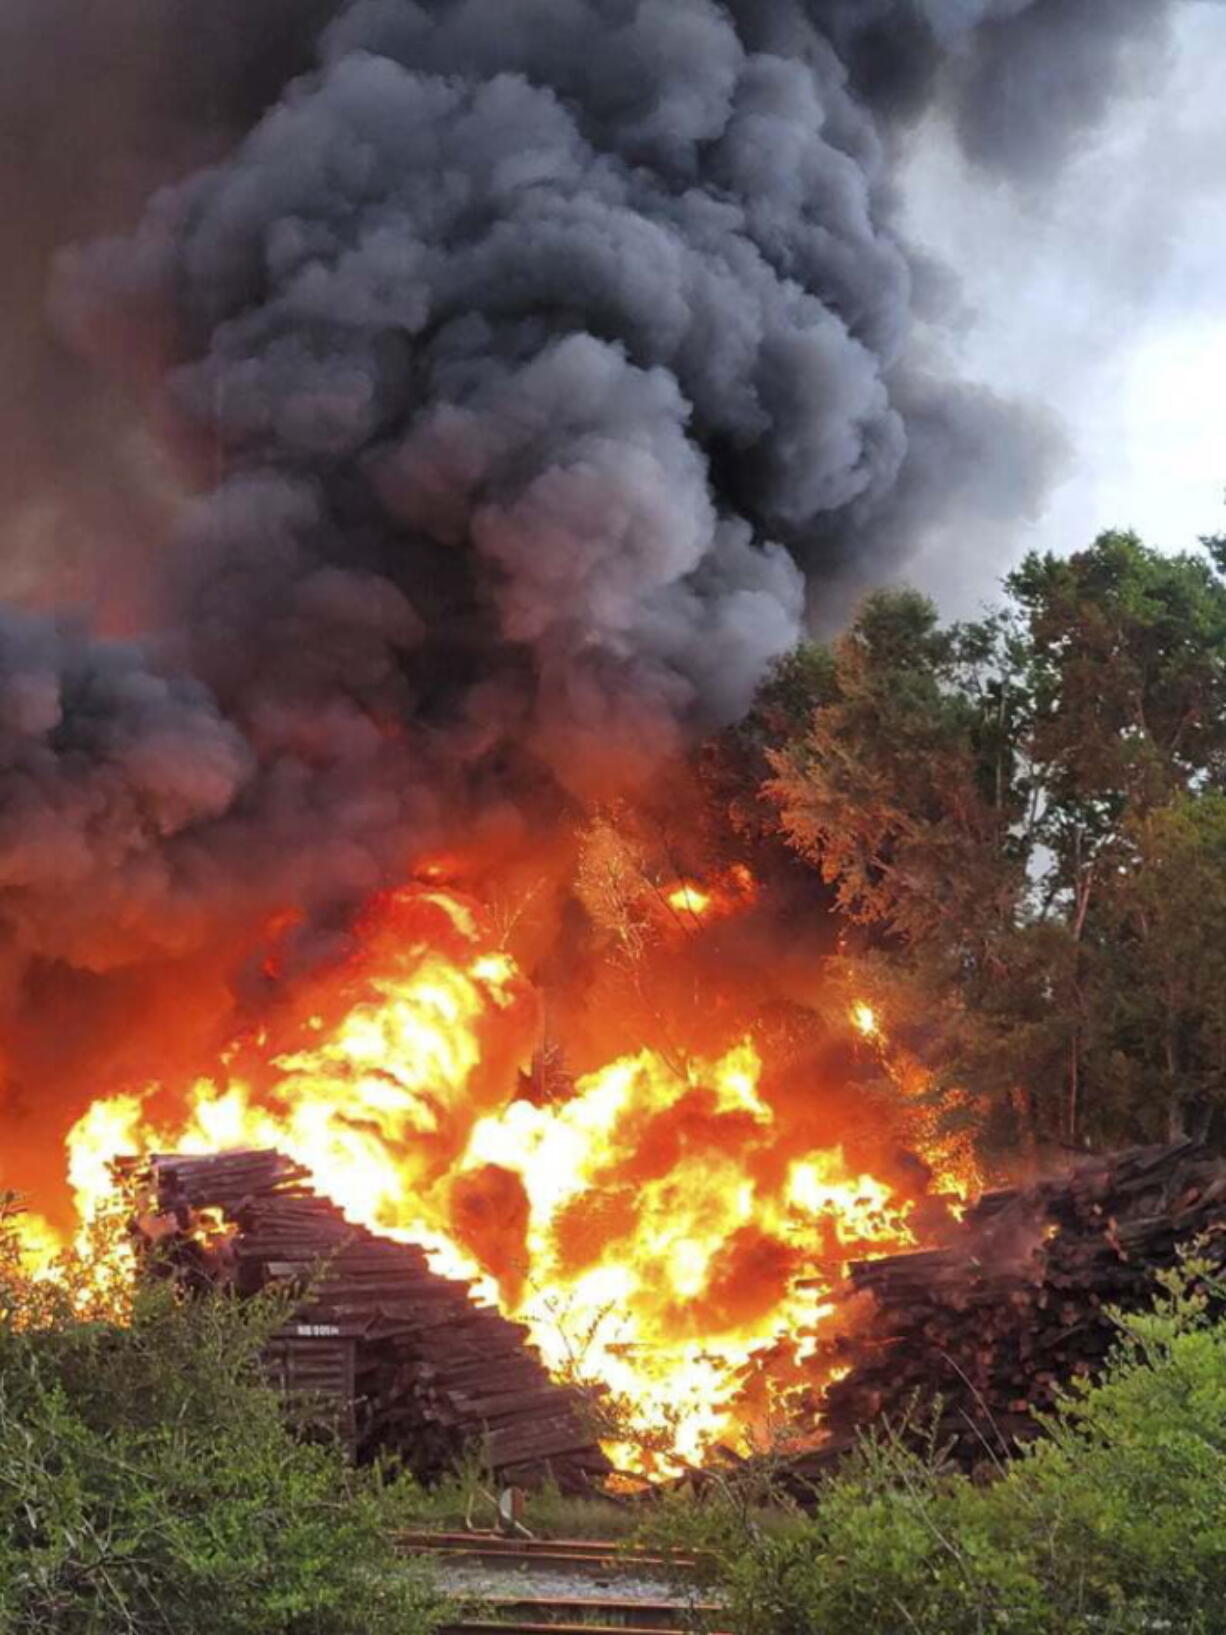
[0,1202,441,1635]
[654,1261,1226,1635]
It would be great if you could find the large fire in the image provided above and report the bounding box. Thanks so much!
[10,879,974,1474]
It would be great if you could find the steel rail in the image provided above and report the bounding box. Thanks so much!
[404,1531,729,1634]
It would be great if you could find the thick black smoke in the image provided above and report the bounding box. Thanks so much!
[0,0,1180,985]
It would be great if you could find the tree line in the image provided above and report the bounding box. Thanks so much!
[737,530,1226,1159]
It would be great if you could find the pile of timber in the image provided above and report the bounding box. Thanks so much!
[811,1139,1226,1475]
[118,1149,609,1489]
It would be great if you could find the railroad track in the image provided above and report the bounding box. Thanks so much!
[397,1530,702,1574]
[398,1532,730,1635]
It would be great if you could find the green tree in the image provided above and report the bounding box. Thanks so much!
[766,588,1026,945]
[767,588,1056,1148]
[766,533,1226,1152]
[1093,794,1226,1140]
[1008,534,1226,1137]
[1011,530,1226,827]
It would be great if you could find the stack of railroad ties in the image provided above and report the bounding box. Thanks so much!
[118,1149,609,1490]
[805,1138,1226,1478]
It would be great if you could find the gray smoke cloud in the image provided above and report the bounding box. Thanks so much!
[0,0,1183,986]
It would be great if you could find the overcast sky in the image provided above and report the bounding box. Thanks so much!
[901,0,1226,615]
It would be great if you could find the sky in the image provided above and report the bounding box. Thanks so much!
[901,0,1226,615]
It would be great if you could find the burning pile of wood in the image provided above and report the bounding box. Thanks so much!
[811,1140,1226,1474]
[119,1150,609,1489]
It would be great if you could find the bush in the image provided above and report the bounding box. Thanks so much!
[0,1202,441,1635]
[652,1262,1226,1635]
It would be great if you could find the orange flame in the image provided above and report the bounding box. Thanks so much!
[27,884,965,1472]
[10,1211,62,1281]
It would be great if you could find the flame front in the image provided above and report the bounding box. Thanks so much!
[35,883,960,1473]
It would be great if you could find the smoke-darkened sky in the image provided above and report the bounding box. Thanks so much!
[900,0,1226,612]
[0,0,1221,999]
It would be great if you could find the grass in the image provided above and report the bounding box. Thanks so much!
[405,1460,647,1541]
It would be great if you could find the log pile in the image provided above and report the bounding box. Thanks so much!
[811,1140,1226,1474]
[119,1149,610,1489]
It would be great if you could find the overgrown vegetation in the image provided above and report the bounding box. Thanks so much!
[642,1261,1226,1634]
[0,1199,441,1635]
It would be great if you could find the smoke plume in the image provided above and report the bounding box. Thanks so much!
[0,0,1180,993]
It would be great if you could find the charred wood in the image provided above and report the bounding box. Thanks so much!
[809,1141,1226,1479]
